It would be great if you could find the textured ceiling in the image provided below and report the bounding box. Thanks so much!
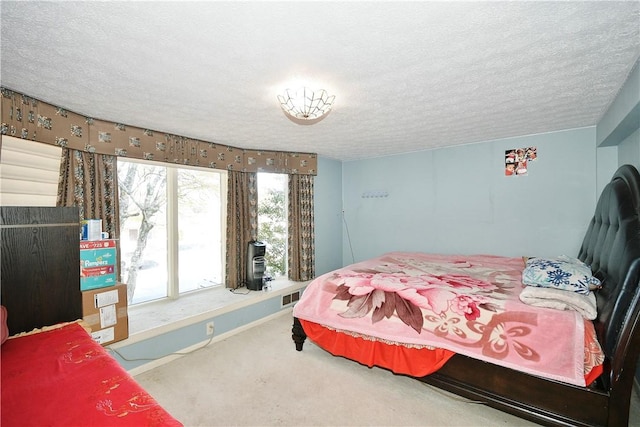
[1,1,639,161]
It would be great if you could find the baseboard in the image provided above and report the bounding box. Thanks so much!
[126,308,293,377]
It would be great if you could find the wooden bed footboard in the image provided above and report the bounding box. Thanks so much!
[417,354,631,427]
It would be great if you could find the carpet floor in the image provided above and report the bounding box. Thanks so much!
[135,309,640,427]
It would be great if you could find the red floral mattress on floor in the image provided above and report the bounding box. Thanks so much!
[1,322,182,427]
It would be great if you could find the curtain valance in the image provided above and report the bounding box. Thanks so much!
[0,88,317,175]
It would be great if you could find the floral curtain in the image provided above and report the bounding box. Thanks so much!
[225,170,258,289]
[288,174,315,281]
[57,148,120,277]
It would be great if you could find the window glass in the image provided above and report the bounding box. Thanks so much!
[118,159,225,304]
[118,160,168,304]
[257,173,287,278]
[177,168,223,293]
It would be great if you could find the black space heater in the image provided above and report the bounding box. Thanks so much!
[246,241,266,290]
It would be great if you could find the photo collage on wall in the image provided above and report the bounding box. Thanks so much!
[505,146,537,176]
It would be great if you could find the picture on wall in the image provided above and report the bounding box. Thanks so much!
[505,146,537,176]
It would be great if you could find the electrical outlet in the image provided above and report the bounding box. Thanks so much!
[206,321,214,336]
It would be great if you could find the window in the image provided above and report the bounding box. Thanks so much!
[257,172,288,278]
[118,159,226,304]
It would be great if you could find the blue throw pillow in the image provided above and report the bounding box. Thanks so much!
[522,256,601,295]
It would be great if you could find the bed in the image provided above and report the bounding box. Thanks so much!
[292,164,640,427]
[1,206,183,427]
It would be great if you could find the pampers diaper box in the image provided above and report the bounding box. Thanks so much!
[80,239,117,291]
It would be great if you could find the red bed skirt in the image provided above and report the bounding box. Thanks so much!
[300,319,603,385]
[300,319,455,376]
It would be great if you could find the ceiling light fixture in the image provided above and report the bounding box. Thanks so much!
[277,87,335,125]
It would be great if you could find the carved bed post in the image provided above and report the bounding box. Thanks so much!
[292,317,307,351]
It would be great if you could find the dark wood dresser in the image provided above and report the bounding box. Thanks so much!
[1,206,82,334]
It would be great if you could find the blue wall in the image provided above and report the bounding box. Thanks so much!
[619,128,640,167]
[595,58,640,195]
[313,156,343,275]
[313,58,639,269]
[340,127,598,264]
[111,293,289,371]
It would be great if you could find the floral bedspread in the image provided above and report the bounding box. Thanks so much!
[293,252,588,386]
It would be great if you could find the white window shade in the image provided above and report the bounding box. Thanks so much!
[0,136,61,206]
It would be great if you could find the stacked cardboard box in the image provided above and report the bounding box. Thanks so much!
[82,283,129,345]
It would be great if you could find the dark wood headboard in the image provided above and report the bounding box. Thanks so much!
[0,206,82,334]
[577,164,640,391]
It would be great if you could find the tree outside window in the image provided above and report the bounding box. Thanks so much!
[257,173,287,278]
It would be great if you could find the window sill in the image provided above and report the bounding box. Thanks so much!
[120,279,308,346]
